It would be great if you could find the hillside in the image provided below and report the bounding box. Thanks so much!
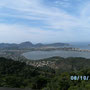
[26,57,90,72]
[0,57,90,90]
[0,57,54,90]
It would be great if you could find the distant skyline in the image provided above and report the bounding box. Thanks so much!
[0,0,90,43]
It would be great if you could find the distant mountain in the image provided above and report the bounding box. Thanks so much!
[35,42,69,47]
[0,43,17,49]
[35,43,44,47]
[19,41,33,48]
[45,43,69,47]
[0,41,70,49]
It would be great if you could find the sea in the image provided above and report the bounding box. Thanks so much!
[22,43,90,60]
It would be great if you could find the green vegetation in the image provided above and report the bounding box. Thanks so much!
[0,57,54,89]
[0,57,90,90]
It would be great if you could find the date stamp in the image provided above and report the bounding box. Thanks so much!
[70,76,90,80]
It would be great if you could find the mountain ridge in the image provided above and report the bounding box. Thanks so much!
[0,41,69,49]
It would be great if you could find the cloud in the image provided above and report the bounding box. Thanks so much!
[0,0,90,43]
[0,0,74,31]
[54,0,71,8]
[0,23,90,43]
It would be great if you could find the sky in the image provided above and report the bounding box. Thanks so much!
[0,0,90,43]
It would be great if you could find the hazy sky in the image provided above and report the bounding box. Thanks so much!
[0,0,90,43]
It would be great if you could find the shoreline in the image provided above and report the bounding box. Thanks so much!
[0,47,90,61]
